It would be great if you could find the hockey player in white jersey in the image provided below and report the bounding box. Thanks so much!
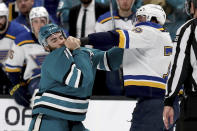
[95,0,136,34]
[77,4,180,131]
[0,2,28,94]
[5,7,49,107]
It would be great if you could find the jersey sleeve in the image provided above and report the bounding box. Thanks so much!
[88,47,123,71]
[5,44,25,72]
[88,30,119,50]
[115,27,156,49]
[88,27,156,50]
[5,44,25,85]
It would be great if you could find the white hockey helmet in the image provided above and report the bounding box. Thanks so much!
[0,3,8,18]
[136,4,166,25]
[29,7,49,33]
[0,3,9,33]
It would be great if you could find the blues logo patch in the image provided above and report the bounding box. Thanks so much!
[132,27,143,33]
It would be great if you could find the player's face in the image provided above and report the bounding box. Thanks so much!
[16,0,34,15]
[32,17,47,39]
[46,32,65,51]
[117,0,135,11]
[0,16,7,31]
[137,15,146,23]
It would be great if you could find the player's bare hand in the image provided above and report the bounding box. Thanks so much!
[163,106,174,130]
[65,36,81,50]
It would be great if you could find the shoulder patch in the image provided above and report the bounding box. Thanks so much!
[132,27,143,33]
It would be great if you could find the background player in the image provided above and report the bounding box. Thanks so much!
[5,7,49,107]
[0,2,28,95]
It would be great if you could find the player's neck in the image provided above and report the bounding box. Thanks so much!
[118,10,132,18]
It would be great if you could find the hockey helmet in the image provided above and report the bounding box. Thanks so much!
[38,23,66,47]
[136,4,166,25]
[29,7,49,33]
[0,3,9,33]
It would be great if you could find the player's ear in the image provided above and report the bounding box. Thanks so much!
[44,46,50,52]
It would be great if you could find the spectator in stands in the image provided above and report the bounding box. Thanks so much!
[13,0,34,29]
[94,0,141,95]
[57,0,80,30]
[13,0,56,31]
[57,0,116,30]
[68,0,109,37]
[163,0,188,39]
[5,7,49,107]
[43,0,60,24]
[0,2,28,95]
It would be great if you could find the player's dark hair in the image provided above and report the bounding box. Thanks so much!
[150,17,159,24]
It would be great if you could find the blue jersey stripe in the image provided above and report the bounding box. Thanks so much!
[123,75,166,83]
[123,30,130,49]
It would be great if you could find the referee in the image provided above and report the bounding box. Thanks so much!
[163,0,197,131]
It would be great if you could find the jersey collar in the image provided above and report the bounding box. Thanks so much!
[135,22,164,31]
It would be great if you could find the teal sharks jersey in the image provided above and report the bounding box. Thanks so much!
[33,46,123,121]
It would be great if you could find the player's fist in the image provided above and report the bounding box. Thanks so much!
[65,36,80,50]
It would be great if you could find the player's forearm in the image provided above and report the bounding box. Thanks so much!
[80,31,119,50]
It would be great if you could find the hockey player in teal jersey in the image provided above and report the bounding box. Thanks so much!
[28,23,123,131]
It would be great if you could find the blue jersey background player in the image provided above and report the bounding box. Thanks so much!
[5,7,50,107]
[28,23,123,131]
[0,2,28,94]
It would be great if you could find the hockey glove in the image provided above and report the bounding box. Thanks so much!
[9,82,31,107]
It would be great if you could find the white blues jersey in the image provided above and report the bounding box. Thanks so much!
[95,10,136,32]
[5,32,48,82]
[0,21,28,66]
[87,22,173,98]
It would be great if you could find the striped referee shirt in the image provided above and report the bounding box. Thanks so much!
[164,18,197,106]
